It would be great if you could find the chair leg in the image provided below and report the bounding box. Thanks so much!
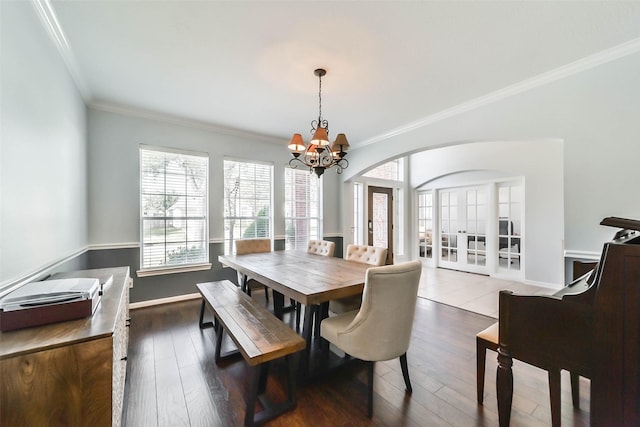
[570,371,580,408]
[548,368,561,427]
[399,353,412,394]
[367,361,375,418]
[476,337,486,404]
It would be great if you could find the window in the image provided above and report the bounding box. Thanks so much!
[139,145,209,271]
[417,191,434,259]
[223,159,273,254]
[284,168,322,251]
[363,158,403,181]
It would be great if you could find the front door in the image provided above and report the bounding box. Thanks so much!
[438,186,488,274]
[368,186,393,264]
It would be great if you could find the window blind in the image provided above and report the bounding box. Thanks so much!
[284,168,322,251]
[139,146,209,270]
[223,159,273,254]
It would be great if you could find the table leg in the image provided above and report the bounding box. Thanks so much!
[272,290,285,320]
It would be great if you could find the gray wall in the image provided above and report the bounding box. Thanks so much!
[344,50,640,266]
[1,2,88,291]
[86,107,343,302]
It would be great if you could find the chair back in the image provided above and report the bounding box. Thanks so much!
[345,244,388,266]
[235,238,271,255]
[343,260,422,361]
[307,240,335,257]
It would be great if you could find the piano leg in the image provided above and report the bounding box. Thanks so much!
[497,349,513,427]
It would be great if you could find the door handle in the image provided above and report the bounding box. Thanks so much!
[368,220,373,234]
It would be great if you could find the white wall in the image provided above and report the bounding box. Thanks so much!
[87,107,342,246]
[410,140,564,286]
[0,2,88,287]
[344,51,640,269]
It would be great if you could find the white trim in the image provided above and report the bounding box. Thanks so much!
[0,246,89,297]
[136,263,212,278]
[89,242,140,250]
[30,0,91,100]
[564,250,601,260]
[359,37,640,148]
[130,293,201,310]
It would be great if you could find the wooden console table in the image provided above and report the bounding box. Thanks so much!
[0,267,131,427]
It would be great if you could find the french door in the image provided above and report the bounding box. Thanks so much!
[438,186,488,274]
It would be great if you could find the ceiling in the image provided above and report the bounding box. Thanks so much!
[47,1,640,148]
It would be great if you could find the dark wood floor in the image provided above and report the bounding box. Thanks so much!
[122,292,591,426]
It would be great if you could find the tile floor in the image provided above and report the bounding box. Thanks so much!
[417,266,557,318]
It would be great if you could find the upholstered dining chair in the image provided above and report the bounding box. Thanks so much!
[320,260,422,417]
[234,238,271,302]
[295,240,337,330]
[307,239,336,257]
[329,244,388,314]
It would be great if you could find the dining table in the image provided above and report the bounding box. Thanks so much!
[218,250,370,376]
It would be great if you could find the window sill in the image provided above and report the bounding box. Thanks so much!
[137,263,212,278]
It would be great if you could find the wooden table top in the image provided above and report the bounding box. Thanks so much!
[0,267,130,359]
[218,251,370,305]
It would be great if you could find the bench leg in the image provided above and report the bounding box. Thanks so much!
[244,356,298,427]
[244,365,262,427]
[570,371,580,408]
[476,337,486,404]
[199,299,214,329]
[548,368,561,427]
[214,323,240,362]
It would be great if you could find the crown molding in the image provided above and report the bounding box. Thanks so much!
[30,0,91,100]
[359,37,640,148]
[89,101,284,145]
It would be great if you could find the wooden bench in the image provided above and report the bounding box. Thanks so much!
[197,280,306,426]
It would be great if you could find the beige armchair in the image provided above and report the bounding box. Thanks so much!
[320,260,422,417]
[307,239,335,257]
[234,238,271,302]
[329,244,388,314]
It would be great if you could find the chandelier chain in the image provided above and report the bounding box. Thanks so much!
[318,72,322,122]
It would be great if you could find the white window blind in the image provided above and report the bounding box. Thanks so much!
[223,159,273,255]
[284,168,322,251]
[139,146,209,270]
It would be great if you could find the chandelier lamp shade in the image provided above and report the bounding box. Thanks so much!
[287,68,350,177]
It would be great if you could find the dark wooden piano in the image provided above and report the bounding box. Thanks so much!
[497,216,640,426]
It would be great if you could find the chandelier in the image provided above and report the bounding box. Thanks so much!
[287,68,349,177]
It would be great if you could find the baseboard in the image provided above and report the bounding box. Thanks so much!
[130,292,201,310]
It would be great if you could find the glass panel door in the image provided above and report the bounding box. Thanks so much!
[438,186,488,274]
[498,184,522,271]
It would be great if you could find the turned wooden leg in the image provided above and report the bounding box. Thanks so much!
[496,348,513,427]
